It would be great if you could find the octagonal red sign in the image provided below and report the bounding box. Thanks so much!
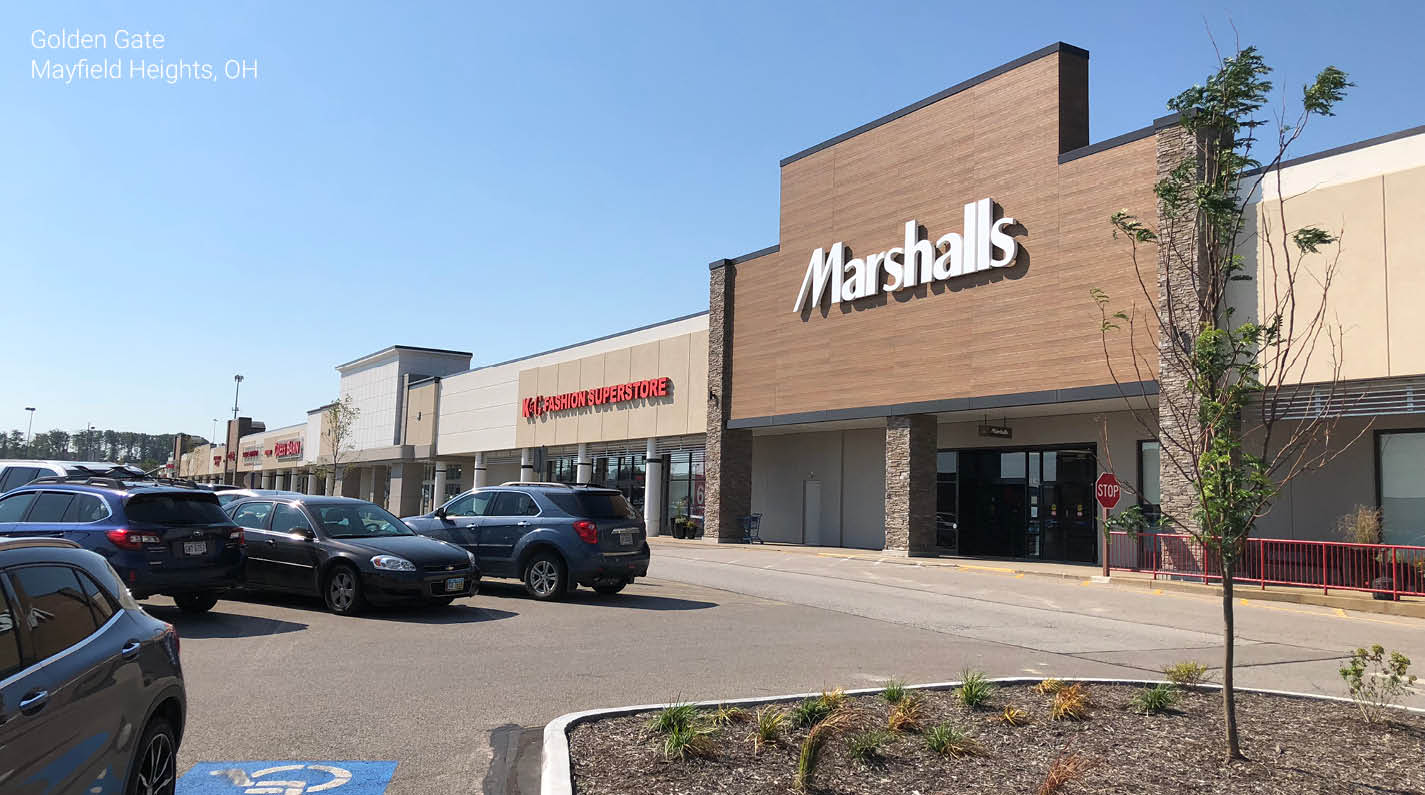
[1094,472,1121,510]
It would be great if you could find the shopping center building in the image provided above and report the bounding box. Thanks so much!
[180,42,1424,559]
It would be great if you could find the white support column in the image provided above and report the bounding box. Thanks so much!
[520,448,535,482]
[261,471,273,489]
[306,472,317,495]
[576,443,592,485]
[644,437,663,537]
[433,463,448,508]
[472,452,487,488]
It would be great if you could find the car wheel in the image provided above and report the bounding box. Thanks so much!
[324,564,365,615]
[523,552,566,601]
[126,716,177,795]
[593,580,626,595]
[173,592,218,614]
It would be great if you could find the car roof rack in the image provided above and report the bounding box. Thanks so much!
[29,475,130,489]
[498,481,574,489]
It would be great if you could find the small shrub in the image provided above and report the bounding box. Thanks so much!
[646,702,697,735]
[846,729,892,765]
[706,704,747,727]
[662,724,716,760]
[886,692,925,733]
[795,709,861,790]
[1336,505,1383,545]
[750,705,786,754]
[1049,684,1090,721]
[819,687,848,711]
[1128,683,1181,715]
[1037,752,1097,795]
[1163,661,1211,688]
[958,669,995,709]
[1000,705,1030,726]
[882,677,907,704]
[1340,644,1417,723]
[924,722,981,758]
[1033,678,1066,695]
[790,697,833,728]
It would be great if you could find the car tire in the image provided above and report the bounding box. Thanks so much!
[323,563,365,616]
[593,580,626,595]
[173,592,218,614]
[523,552,567,601]
[125,715,178,795]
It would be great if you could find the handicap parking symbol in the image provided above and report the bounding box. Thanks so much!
[177,761,397,795]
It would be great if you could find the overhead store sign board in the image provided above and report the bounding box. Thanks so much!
[522,377,671,418]
[793,198,1020,313]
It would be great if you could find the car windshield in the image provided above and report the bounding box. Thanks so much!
[126,493,232,526]
[316,503,413,538]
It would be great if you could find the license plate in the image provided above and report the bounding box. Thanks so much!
[619,533,633,546]
[182,541,207,556]
[444,578,465,593]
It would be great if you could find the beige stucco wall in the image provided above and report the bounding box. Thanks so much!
[234,425,308,473]
[403,381,438,447]
[514,330,708,448]
[1236,134,1425,385]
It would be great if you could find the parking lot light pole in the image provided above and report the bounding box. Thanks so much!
[232,374,244,420]
[24,407,35,456]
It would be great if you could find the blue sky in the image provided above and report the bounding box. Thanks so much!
[3,1,1422,440]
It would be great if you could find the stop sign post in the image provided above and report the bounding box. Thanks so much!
[1095,473,1121,576]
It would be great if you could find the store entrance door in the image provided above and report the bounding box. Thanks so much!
[949,445,1097,563]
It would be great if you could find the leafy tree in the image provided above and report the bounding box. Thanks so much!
[1093,44,1355,760]
[314,395,361,496]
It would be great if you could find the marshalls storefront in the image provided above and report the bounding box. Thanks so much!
[700,42,1425,561]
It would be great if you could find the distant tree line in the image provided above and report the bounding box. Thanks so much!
[0,428,206,471]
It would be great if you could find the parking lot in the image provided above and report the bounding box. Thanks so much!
[161,542,1425,794]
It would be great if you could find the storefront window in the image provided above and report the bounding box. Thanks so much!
[936,452,958,550]
[1378,431,1425,546]
[665,450,705,529]
[939,445,1097,563]
[1138,441,1161,526]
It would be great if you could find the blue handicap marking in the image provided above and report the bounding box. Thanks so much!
[177,761,397,795]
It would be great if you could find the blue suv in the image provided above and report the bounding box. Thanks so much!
[0,474,244,613]
[403,483,649,600]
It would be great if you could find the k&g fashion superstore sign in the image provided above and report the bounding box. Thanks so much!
[793,198,1021,312]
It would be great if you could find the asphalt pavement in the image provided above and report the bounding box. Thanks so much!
[162,542,1425,794]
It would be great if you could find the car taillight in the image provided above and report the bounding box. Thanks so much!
[573,520,598,544]
[105,528,161,550]
[228,528,244,546]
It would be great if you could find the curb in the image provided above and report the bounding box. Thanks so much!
[539,677,1424,795]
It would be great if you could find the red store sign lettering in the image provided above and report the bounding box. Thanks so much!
[522,377,671,418]
[274,440,303,459]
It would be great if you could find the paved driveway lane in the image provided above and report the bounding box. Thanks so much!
[163,544,1425,793]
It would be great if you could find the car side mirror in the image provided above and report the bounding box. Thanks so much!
[292,526,315,540]
[435,507,448,519]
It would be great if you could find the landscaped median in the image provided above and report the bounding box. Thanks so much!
[542,675,1425,794]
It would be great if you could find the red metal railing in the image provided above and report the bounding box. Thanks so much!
[1108,532,1425,599]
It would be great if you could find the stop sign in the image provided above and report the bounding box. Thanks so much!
[1094,473,1121,510]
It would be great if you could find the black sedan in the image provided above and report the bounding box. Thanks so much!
[223,496,478,615]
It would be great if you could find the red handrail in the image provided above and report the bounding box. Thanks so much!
[1107,532,1425,599]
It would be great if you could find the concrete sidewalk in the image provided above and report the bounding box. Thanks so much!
[650,536,1425,619]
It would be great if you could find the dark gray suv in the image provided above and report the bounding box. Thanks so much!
[402,482,649,600]
[0,537,184,795]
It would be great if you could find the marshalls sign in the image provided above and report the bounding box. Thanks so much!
[793,198,1021,313]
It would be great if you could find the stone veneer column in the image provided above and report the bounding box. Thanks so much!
[703,258,751,543]
[883,415,937,556]
[1154,118,1210,537]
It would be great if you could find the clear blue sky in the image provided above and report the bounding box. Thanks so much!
[3,1,1422,440]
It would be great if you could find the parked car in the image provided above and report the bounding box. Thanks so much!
[198,483,245,493]
[212,488,302,508]
[0,460,123,493]
[402,482,649,600]
[0,537,184,795]
[0,476,244,614]
[224,495,478,615]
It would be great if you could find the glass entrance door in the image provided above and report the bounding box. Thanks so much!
[942,445,1097,563]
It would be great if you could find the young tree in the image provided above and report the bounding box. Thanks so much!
[1093,45,1354,760]
[315,395,361,496]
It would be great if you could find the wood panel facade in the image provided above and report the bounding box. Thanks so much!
[726,46,1160,423]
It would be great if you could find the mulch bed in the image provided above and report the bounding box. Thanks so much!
[567,683,1425,794]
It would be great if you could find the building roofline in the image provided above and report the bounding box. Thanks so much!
[1058,113,1182,164]
[335,344,473,371]
[779,42,1089,168]
[1241,122,1425,177]
[307,402,337,415]
[709,244,780,271]
[447,310,710,377]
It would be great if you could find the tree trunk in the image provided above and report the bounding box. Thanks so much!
[1222,560,1244,760]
